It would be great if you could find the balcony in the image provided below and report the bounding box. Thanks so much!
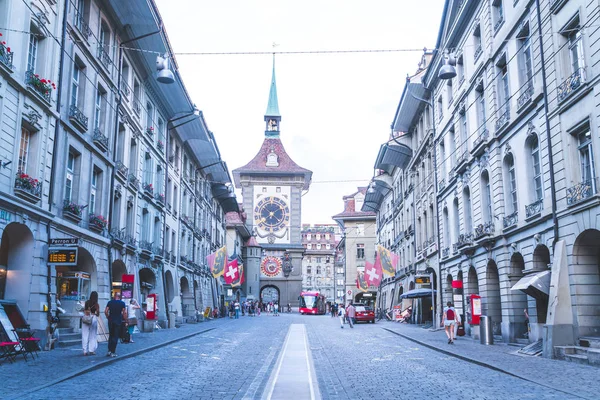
[139,240,153,254]
[494,14,504,34]
[566,179,595,206]
[124,234,137,249]
[474,45,482,62]
[73,10,92,41]
[456,150,469,174]
[153,246,164,260]
[557,68,585,103]
[14,172,42,203]
[92,128,109,152]
[503,211,518,229]
[471,128,489,156]
[438,178,446,192]
[525,199,543,219]
[404,225,414,238]
[69,105,88,132]
[143,182,154,196]
[110,227,126,246]
[25,71,52,104]
[442,247,449,259]
[88,214,108,233]
[128,173,140,190]
[495,108,510,133]
[517,83,534,111]
[63,200,85,223]
[474,221,494,240]
[456,232,473,249]
[182,215,193,227]
[133,99,141,115]
[0,42,14,70]
[97,45,111,70]
[115,161,128,178]
[120,81,130,100]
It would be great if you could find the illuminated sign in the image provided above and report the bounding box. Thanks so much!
[415,276,430,284]
[48,247,78,265]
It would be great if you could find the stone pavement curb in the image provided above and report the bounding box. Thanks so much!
[8,327,216,400]
[382,327,594,400]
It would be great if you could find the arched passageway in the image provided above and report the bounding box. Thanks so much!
[573,230,600,336]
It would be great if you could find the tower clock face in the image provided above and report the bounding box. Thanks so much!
[254,196,290,232]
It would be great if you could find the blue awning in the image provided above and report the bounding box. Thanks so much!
[374,143,412,173]
[400,288,436,299]
[392,81,427,133]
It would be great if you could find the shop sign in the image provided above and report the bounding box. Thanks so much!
[415,276,430,284]
[50,238,79,246]
[0,209,12,227]
[362,293,373,297]
[48,247,78,266]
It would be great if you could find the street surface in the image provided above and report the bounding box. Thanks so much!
[8,313,598,400]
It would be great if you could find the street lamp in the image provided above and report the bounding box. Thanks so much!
[438,52,457,80]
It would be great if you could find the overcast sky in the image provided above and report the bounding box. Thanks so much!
[155,0,444,224]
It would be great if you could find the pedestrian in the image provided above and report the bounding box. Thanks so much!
[338,304,346,328]
[234,301,240,319]
[524,308,530,338]
[345,303,355,328]
[104,292,128,357]
[274,302,279,316]
[443,301,459,344]
[82,291,100,356]
[127,299,140,343]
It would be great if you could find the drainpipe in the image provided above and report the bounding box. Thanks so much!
[429,93,442,328]
[45,0,70,324]
[534,0,559,248]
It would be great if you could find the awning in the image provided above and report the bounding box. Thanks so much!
[511,270,551,299]
[392,81,427,132]
[400,288,437,299]
[211,183,239,213]
[374,142,412,173]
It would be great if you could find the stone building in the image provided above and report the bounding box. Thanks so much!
[0,0,233,344]
[232,61,312,307]
[333,188,377,305]
[301,224,338,302]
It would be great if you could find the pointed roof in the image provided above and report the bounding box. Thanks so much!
[265,57,280,117]
[232,137,312,189]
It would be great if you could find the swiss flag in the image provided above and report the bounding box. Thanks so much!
[224,259,239,285]
[365,259,382,287]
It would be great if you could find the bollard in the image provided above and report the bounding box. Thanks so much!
[480,315,494,345]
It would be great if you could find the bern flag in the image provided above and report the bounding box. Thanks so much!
[356,271,369,292]
[378,245,399,277]
[207,246,228,278]
[232,263,244,287]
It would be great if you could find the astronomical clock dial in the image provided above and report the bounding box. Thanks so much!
[254,196,290,233]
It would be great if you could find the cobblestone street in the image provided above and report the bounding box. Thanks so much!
[4,314,599,400]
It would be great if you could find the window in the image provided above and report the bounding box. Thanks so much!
[578,129,595,187]
[337,279,344,286]
[337,267,344,274]
[460,111,468,152]
[453,198,460,242]
[505,154,518,213]
[146,102,153,131]
[529,136,543,201]
[493,0,504,32]
[449,128,456,167]
[316,234,321,240]
[473,24,482,60]
[326,244,331,250]
[18,127,31,173]
[325,233,330,240]
[463,187,473,231]
[276,187,281,193]
[142,210,150,242]
[476,85,486,130]
[567,22,585,74]
[519,28,533,89]
[93,86,106,131]
[306,233,312,240]
[317,244,322,250]
[262,187,267,193]
[457,55,464,83]
[481,171,493,221]
[356,244,365,260]
[27,29,38,72]
[307,266,312,274]
[65,152,75,202]
[71,63,80,107]
[90,169,98,213]
[498,59,510,112]
[317,266,321,275]
[443,208,450,247]
[316,257,322,263]
[446,79,453,104]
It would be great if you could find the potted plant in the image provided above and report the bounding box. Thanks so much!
[89,214,108,231]
[143,182,154,194]
[146,126,154,135]
[63,200,85,218]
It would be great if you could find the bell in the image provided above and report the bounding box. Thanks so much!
[438,62,456,80]
[157,68,175,84]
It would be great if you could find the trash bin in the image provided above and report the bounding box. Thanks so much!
[480,315,494,345]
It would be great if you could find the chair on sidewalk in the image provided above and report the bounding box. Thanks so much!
[0,332,26,365]
[13,328,41,360]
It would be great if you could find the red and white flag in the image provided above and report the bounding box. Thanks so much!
[365,258,382,287]
[224,259,239,285]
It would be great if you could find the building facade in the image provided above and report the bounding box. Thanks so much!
[232,62,312,307]
[0,0,234,344]
[301,224,338,302]
[333,188,377,306]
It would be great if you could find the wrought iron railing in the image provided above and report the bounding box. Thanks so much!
[14,172,42,199]
[74,9,92,40]
[457,232,473,248]
[69,105,88,130]
[133,99,141,115]
[93,128,108,149]
[120,81,130,99]
[25,71,52,103]
[124,234,137,248]
[517,83,534,109]
[495,108,510,132]
[525,198,543,218]
[472,128,489,150]
[110,227,126,242]
[503,211,518,229]
[152,246,164,258]
[557,68,585,103]
[0,42,14,70]
[116,161,128,177]
[474,45,482,61]
[474,221,494,239]
[128,173,140,189]
[494,14,504,34]
[566,179,595,206]
[438,178,446,191]
[139,240,153,252]
[442,247,449,258]
[97,45,111,69]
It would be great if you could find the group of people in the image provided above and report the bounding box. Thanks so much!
[335,303,356,329]
[227,300,293,318]
[81,291,142,357]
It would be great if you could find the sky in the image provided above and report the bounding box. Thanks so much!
[155,0,445,224]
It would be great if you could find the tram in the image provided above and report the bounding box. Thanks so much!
[298,291,326,315]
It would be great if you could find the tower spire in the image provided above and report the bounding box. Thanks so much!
[265,53,281,138]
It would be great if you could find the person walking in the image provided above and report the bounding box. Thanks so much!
[338,305,346,328]
[274,302,279,316]
[345,303,355,328]
[234,301,240,319]
[443,301,459,344]
[104,292,127,357]
[82,291,100,356]
[127,299,140,343]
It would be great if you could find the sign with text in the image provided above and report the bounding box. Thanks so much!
[50,238,79,246]
[48,247,78,265]
[415,276,430,284]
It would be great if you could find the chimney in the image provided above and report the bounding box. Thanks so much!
[344,197,355,213]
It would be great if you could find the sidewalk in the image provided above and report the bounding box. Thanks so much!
[383,322,598,400]
[1,318,227,400]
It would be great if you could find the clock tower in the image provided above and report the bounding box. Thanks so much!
[233,59,312,307]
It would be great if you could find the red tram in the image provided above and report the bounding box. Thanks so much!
[299,291,326,315]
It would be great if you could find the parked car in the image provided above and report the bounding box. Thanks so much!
[353,304,375,323]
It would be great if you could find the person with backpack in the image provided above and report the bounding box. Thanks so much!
[443,301,459,344]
